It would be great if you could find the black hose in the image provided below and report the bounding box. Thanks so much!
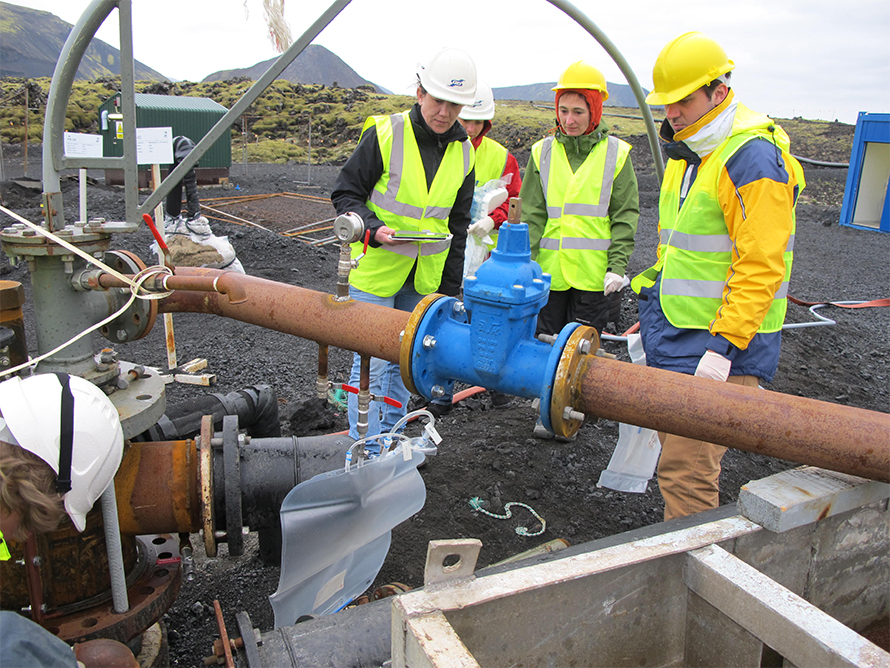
[133,384,281,441]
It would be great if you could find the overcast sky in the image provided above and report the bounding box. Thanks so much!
[12,0,890,124]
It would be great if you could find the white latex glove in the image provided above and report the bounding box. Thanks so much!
[694,350,732,382]
[468,216,495,239]
[603,272,624,295]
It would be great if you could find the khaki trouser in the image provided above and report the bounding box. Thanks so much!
[657,374,760,521]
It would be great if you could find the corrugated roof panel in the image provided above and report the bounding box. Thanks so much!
[133,93,227,113]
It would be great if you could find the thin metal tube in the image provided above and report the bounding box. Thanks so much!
[100,482,129,613]
[545,0,665,182]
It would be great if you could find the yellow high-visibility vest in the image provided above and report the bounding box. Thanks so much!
[532,135,630,291]
[350,111,473,297]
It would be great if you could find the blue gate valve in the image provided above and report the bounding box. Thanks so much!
[400,210,598,439]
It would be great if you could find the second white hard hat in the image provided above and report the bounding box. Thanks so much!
[459,80,495,120]
[0,374,124,532]
[417,48,477,106]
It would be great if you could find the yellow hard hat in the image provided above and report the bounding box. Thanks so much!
[646,32,735,106]
[552,60,609,101]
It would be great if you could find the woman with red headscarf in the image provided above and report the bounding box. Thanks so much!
[520,61,639,368]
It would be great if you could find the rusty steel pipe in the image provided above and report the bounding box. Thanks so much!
[151,267,889,483]
[577,355,890,483]
[156,267,407,362]
[114,440,202,535]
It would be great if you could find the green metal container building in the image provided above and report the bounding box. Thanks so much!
[98,93,231,186]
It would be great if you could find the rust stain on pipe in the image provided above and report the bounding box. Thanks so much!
[156,267,407,362]
[115,441,202,535]
[578,356,890,483]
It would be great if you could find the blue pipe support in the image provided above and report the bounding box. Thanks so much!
[404,223,581,434]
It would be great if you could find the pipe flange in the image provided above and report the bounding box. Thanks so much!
[549,325,598,439]
[223,415,244,556]
[399,293,447,396]
[99,250,158,343]
[199,415,217,558]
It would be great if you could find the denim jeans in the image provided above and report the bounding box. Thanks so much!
[347,285,425,441]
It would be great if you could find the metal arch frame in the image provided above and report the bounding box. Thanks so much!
[42,0,663,231]
[42,0,352,227]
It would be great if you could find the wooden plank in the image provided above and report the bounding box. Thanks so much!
[172,373,216,386]
[685,544,889,667]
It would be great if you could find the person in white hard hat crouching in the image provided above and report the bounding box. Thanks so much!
[331,47,478,447]
[0,373,137,667]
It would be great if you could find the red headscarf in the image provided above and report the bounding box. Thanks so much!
[555,89,604,135]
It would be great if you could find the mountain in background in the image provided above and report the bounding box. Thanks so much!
[0,2,165,81]
[1,1,644,106]
[201,44,388,92]
[493,82,647,108]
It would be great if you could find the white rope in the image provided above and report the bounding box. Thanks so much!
[469,497,547,537]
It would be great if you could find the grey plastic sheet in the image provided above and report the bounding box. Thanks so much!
[270,447,426,628]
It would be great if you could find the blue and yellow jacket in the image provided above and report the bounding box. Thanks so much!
[633,91,805,382]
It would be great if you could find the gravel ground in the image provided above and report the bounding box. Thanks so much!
[1,122,888,666]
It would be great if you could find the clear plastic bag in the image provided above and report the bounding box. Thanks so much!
[470,179,508,222]
[597,333,662,493]
[463,179,507,281]
[463,234,488,280]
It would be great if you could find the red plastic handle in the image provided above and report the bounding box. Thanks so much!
[340,384,402,408]
[362,229,371,255]
[142,213,169,252]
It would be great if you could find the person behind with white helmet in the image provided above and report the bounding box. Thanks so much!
[457,80,523,248]
[0,373,136,667]
[520,60,640,439]
[331,48,477,445]
[631,32,805,520]
[424,79,524,417]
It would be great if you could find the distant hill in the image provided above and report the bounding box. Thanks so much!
[202,44,387,93]
[0,2,166,81]
[494,81,647,109]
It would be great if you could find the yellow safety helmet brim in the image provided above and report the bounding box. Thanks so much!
[552,60,609,102]
[647,32,734,106]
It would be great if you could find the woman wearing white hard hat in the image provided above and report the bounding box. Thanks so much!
[457,80,523,249]
[0,373,134,667]
[331,47,478,444]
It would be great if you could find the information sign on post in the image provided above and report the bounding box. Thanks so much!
[136,127,174,165]
[63,133,103,222]
[63,132,103,158]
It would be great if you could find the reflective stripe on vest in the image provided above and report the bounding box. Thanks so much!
[473,137,509,185]
[655,124,799,332]
[533,135,629,291]
[350,111,473,297]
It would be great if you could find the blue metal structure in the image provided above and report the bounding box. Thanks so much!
[839,112,890,233]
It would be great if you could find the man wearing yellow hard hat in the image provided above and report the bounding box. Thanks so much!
[521,60,640,373]
[631,32,805,520]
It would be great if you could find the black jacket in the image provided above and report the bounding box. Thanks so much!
[331,104,475,297]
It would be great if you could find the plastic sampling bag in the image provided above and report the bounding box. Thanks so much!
[463,179,508,280]
[597,333,662,493]
[269,443,426,628]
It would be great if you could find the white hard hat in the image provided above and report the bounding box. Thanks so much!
[417,48,477,106]
[0,374,124,532]
[459,79,495,120]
